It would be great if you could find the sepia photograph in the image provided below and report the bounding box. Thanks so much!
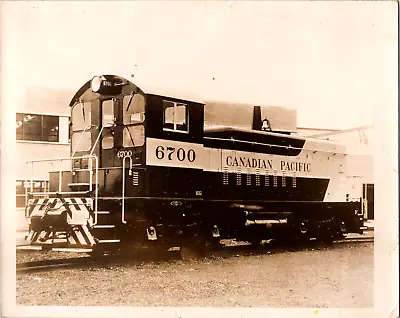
[0,1,398,317]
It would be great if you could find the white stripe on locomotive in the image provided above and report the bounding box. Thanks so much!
[146,137,204,169]
[145,137,347,181]
[81,225,96,245]
[74,229,87,245]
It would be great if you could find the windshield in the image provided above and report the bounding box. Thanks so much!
[122,93,145,147]
[123,125,145,147]
[72,102,91,131]
[71,101,92,152]
[102,100,114,126]
[71,131,91,152]
[123,93,145,124]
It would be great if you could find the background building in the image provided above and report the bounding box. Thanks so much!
[297,125,374,219]
[16,87,72,230]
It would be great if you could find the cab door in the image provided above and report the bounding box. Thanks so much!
[100,98,118,168]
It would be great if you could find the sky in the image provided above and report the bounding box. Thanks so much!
[1,1,398,129]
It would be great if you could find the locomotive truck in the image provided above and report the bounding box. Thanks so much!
[24,75,364,254]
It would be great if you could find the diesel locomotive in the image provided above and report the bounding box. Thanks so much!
[24,74,365,253]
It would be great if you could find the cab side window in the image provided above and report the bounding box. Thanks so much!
[163,100,188,133]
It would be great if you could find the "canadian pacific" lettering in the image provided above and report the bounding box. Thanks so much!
[280,161,311,172]
[225,156,311,172]
[226,156,273,169]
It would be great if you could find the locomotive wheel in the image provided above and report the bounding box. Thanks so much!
[90,245,106,258]
[205,237,223,251]
[90,244,119,258]
[248,239,263,247]
[179,239,206,260]
[180,246,203,260]
[297,235,311,245]
[321,236,335,244]
[316,233,335,245]
[272,234,298,246]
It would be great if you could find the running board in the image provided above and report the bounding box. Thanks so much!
[97,239,120,243]
[93,225,114,229]
[96,211,110,215]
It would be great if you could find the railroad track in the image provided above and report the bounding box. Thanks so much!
[336,237,374,243]
[16,249,182,274]
[17,257,93,273]
[16,234,373,274]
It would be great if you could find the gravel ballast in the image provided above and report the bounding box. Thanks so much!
[16,241,373,307]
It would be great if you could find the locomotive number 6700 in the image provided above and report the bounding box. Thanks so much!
[155,145,196,162]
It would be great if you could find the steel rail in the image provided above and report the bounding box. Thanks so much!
[17,234,372,274]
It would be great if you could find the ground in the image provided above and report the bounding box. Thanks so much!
[16,241,373,307]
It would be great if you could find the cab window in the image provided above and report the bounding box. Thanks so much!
[123,125,145,147]
[71,101,92,152]
[163,100,188,132]
[102,131,114,149]
[71,131,91,152]
[102,99,115,126]
[72,102,91,131]
[123,93,145,124]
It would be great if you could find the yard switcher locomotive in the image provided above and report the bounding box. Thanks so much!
[24,75,364,253]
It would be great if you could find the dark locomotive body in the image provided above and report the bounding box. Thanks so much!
[25,75,364,251]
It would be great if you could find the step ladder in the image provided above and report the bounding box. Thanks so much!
[91,210,120,244]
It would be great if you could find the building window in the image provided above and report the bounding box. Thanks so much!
[16,180,49,208]
[163,100,188,133]
[16,113,59,142]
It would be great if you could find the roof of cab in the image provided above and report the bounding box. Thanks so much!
[69,75,204,106]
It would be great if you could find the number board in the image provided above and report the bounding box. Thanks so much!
[146,137,203,169]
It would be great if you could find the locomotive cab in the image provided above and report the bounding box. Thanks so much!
[66,75,205,198]
[70,75,147,170]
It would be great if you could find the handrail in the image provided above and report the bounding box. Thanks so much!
[58,159,63,192]
[121,155,133,224]
[90,123,114,156]
[88,156,93,192]
[204,136,346,154]
[25,154,99,225]
[25,155,97,165]
[93,155,99,225]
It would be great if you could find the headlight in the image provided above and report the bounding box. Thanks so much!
[91,75,105,93]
